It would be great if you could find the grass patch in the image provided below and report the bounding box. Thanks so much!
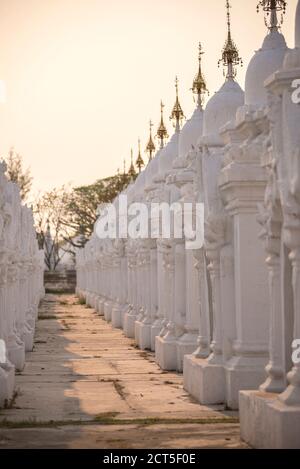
[77,297,86,305]
[0,415,239,429]
[45,289,74,295]
[4,389,20,409]
[38,315,58,320]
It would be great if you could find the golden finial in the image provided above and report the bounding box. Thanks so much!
[135,138,145,174]
[257,0,286,31]
[128,148,136,181]
[218,0,243,80]
[146,120,156,162]
[170,76,185,132]
[156,101,169,149]
[191,42,209,108]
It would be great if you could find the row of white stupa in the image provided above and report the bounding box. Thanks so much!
[0,162,45,407]
[76,0,300,448]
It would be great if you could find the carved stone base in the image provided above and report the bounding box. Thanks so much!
[183,355,225,404]
[225,356,268,409]
[7,340,25,372]
[135,320,152,350]
[0,365,15,407]
[85,292,92,307]
[111,303,123,329]
[76,289,86,301]
[95,297,105,316]
[120,305,130,329]
[23,325,35,352]
[90,293,98,310]
[150,320,163,352]
[103,300,113,322]
[176,333,198,373]
[155,334,177,371]
[240,390,300,448]
[123,311,136,338]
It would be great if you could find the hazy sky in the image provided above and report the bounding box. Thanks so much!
[0,0,298,193]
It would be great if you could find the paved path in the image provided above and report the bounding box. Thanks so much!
[0,294,247,449]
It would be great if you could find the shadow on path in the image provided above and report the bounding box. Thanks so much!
[0,294,246,449]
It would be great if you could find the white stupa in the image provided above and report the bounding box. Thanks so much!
[201,2,244,144]
[245,0,288,107]
[177,43,208,164]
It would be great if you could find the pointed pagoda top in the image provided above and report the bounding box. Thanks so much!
[170,76,185,132]
[122,158,127,183]
[218,0,243,80]
[146,120,156,162]
[192,42,209,109]
[128,148,136,181]
[257,0,287,32]
[156,101,169,149]
[135,139,145,174]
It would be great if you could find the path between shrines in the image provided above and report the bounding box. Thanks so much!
[0,294,247,449]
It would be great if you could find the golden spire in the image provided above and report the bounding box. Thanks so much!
[135,138,145,174]
[257,0,286,31]
[192,42,209,109]
[156,101,169,149]
[218,0,243,80]
[170,76,185,132]
[146,120,156,162]
[128,148,136,181]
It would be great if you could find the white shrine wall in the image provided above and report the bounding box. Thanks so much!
[0,162,45,407]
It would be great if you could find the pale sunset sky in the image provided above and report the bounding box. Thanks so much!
[0,0,298,193]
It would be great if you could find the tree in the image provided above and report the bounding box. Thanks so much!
[33,171,133,270]
[61,172,133,245]
[4,148,33,201]
[33,185,72,271]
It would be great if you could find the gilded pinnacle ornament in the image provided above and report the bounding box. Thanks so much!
[192,42,209,108]
[218,0,243,80]
[156,101,169,149]
[135,139,145,173]
[146,120,156,162]
[170,76,185,131]
[257,0,287,31]
[128,148,136,181]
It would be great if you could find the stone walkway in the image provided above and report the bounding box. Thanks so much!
[0,295,247,449]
